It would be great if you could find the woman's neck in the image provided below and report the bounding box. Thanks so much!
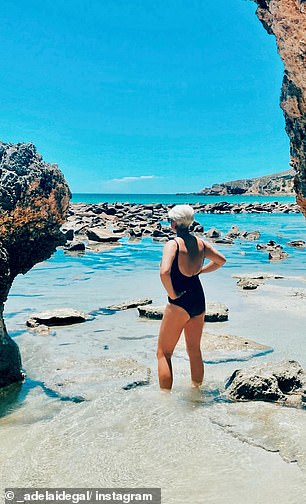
[176,227,190,238]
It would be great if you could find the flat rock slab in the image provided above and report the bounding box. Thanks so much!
[86,228,123,242]
[27,308,89,328]
[42,356,151,401]
[108,298,153,310]
[138,302,229,322]
[176,331,272,364]
[225,360,306,406]
[232,273,285,280]
[202,332,270,353]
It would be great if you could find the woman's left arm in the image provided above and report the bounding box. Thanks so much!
[200,241,226,274]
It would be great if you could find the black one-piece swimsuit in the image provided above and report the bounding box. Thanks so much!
[168,240,206,318]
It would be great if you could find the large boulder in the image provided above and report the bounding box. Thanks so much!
[225,360,305,405]
[0,141,71,388]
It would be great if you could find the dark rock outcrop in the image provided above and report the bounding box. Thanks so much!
[0,141,71,387]
[107,298,153,311]
[225,360,305,407]
[253,0,306,216]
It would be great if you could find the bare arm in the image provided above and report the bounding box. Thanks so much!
[200,241,226,274]
[160,240,181,299]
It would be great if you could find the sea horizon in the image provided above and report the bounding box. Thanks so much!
[71,193,296,205]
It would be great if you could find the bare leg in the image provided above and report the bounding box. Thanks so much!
[184,313,205,387]
[157,304,190,390]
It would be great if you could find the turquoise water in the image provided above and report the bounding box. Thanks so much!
[72,193,296,205]
[48,212,305,277]
[69,194,305,276]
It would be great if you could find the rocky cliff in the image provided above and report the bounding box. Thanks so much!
[253,0,306,216]
[199,170,294,196]
[0,141,71,388]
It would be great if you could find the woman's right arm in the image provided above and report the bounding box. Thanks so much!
[200,241,226,274]
[160,240,179,299]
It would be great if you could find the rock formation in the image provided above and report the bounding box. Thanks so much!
[225,360,306,407]
[0,141,71,388]
[253,0,306,216]
[199,170,294,196]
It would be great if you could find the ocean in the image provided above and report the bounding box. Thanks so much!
[1,193,306,503]
[71,193,296,205]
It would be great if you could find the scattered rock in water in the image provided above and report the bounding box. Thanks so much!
[86,228,123,242]
[205,302,229,322]
[27,308,89,328]
[256,240,283,252]
[240,230,260,241]
[192,224,204,233]
[226,225,240,239]
[225,360,306,406]
[108,298,153,310]
[138,302,229,321]
[122,379,150,390]
[64,240,85,252]
[152,229,168,238]
[64,229,74,241]
[138,305,165,320]
[153,236,169,243]
[129,227,143,238]
[255,240,289,261]
[287,240,306,248]
[214,238,233,245]
[232,273,285,290]
[236,278,261,290]
[112,226,127,234]
[232,273,285,281]
[268,250,290,261]
[205,227,222,239]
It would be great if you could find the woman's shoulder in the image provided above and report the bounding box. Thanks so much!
[195,236,206,251]
[164,238,178,251]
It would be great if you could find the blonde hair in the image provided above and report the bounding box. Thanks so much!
[168,204,194,228]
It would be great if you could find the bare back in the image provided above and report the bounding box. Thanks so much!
[175,236,205,277]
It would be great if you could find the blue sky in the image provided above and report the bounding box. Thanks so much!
[0,0,289,194]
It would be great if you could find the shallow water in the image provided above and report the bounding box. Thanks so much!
[1,211,306,503]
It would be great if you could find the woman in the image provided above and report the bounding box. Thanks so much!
[156,204,226,390]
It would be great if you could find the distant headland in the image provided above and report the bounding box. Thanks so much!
[186,170,295,197]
